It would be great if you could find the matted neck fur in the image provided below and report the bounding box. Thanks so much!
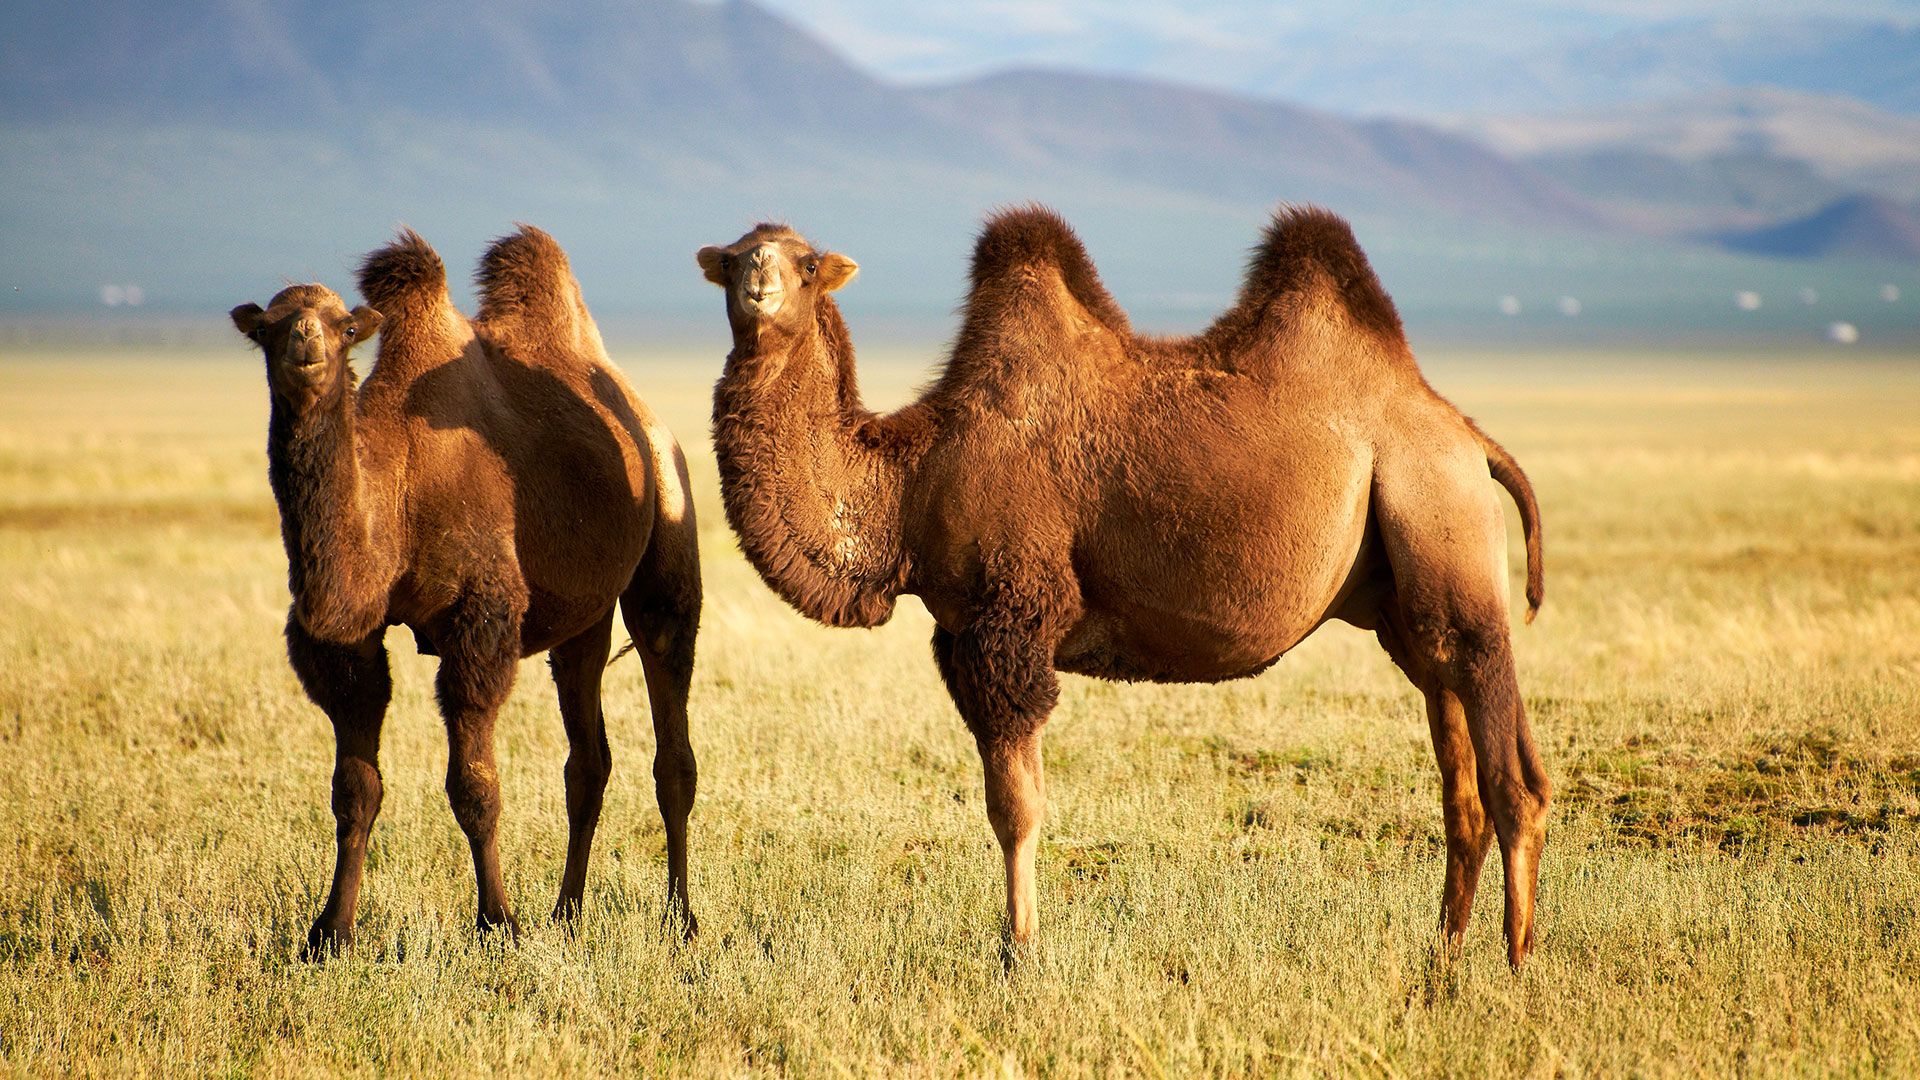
[700,223,919,630]
[697,205,1551,968]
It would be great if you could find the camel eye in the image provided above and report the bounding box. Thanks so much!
[343,324,357,338]
[803,258,819,278]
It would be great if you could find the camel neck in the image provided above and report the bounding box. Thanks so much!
[711,303,914,628]
[266,378,393,642]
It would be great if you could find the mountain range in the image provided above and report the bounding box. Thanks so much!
[1448,87,1920,233]
[1713,194,1920,260]
[1,0,1913,337]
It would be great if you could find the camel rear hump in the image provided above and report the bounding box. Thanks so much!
[474,224,593,349]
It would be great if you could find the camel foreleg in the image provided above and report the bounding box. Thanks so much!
[286,618,391,959]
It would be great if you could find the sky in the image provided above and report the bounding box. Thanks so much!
[756,0,1920,111]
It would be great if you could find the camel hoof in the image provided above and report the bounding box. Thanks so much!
[550,899,583,929]
[999,933,1037,974]
[661,905,698,943]
[1506,929,1535,970]
[477,910,522,944]
[301,923,351,962]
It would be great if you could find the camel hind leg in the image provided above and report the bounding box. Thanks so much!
[549,605,616,924]
[620,440,702,935]
[434,593,524,938]
[1374,441,1551,966]
[1376,605,1495,951]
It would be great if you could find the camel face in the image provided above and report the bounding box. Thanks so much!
[697,225,857,340]
[230,285,381,398]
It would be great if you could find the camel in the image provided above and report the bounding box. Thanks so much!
[696,205,1551,965]
[230,226,700,955]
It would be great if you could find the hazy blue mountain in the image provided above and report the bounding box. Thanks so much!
[2,0,1913,345]
[910,70,1597,229]
[0,0,1602,318]
[1711,194,1920,259]
[750,5,1920,118]
[1447,87,1920,235]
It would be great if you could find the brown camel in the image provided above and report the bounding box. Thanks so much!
[230,226,700,955]
[697,205,1551,965]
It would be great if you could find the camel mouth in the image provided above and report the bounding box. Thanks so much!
[741,289,785,316]
[282,348,328,373]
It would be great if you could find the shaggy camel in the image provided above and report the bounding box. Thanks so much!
[697,206,1551,965]
[231,226,700,954]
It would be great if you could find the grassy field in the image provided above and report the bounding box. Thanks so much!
[2,344,1918,1076]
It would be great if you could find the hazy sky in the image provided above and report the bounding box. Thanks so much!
[757,0,1920,110]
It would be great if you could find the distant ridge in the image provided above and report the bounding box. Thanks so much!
[1711,194,1920,259]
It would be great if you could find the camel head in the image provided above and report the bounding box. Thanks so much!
[230,284,381,401]
[697,225,858,343]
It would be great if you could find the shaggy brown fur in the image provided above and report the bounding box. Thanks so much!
[232,226,701,955]
[699,203,1553,966]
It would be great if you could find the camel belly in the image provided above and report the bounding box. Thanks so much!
[1059,545,1357,683]
[1061,424,1372,683]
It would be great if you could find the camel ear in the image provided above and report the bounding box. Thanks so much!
[816,253,858,292]
[347,305,382,343]
[230,302,265,340]
[696,247,728,286]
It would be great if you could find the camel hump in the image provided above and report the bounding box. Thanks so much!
[968,204,1131,339]
[474,224,584,334]
[1244,205,1404,341]
[357,228,449,317]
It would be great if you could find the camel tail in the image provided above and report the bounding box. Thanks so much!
[475,223,585,339]
[968,204,1131,338]
[1240,205,1405,342]
[357,228,448,318]
[1474,424,1544,623]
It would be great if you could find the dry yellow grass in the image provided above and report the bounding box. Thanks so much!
[1,345,1917,1076]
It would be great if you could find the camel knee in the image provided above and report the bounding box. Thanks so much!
[286,623,390,718]
[567,742,612,787]
[1442,791,1488,846]
[977,735,1045,839]
[1484,772,1550,840]
[652,747,697,809]
[629,593,699,681]
[446,759,503,835]
[565,746,611,805]
[330,758,383,834]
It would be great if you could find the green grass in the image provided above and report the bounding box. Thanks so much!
[2,346,1918,1076]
